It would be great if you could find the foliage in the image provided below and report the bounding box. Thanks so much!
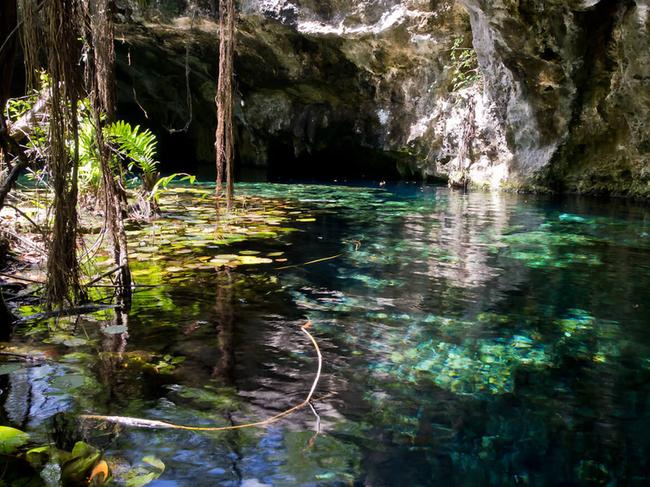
[5,73,50,164]
[449,36,481,91]
[103,120,195,211]
[0,426,165,487]
[124,456,165,487]
[105,120,159,191]
[78,115,103,192]
[0,426,30,454]
[6,81,193,214]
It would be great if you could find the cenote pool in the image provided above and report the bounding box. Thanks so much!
[2,182,650,486]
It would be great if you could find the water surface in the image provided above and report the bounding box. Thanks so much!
[2,183,650,486]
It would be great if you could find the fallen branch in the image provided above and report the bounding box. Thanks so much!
[4,203,47,235]
[81,320,323,432]
[0,112,32,211]
[0,271,44,284]
[0,229,46,255]
[6,92,50,140]
[0,351,48,362]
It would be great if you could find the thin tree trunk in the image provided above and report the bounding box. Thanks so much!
[0,0,17,110]
[215,0,235,213]
[19,0,42,91]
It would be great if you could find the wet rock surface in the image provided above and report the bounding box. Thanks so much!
[115,0,471,180]
[462,0,650,196]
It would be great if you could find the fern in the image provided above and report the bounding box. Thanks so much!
[150,173,196,203]
[78,117,102,191]
[105,121,159,182]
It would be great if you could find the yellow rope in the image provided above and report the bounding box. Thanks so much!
[274,238,361,271]
[80,320,322,432]
[275,254,343,271]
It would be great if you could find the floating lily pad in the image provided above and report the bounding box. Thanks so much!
[0,363,24,375]
[0,426,29,454]
[237,256,273,265]
[102,325,128,335]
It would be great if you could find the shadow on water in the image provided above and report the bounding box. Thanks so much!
[2,182,650,485]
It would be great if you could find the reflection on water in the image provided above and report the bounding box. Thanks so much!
[2,183,650,485]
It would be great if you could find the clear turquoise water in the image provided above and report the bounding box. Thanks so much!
[2,182,650,486]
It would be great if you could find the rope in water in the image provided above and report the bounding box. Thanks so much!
[274,239,361,271]
[275,254,343,270]
[80,320,322,432]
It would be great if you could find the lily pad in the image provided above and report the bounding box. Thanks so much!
[102,325,128,335]
[0,426,29,454]
[0,363,24,375]
[237,256,273,265]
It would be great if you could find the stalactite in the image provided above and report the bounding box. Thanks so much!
[215,0,235,213]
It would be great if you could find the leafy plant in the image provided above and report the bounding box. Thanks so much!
[105,120,159,192]
[150,172,195,203]
[78,115,104,194]
[6,80,193,218]
[449,37,481,91]
[103,120,195,214]
[0,426,30,454]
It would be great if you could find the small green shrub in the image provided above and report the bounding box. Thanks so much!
[7,79,194,216]
[449,37,481,91]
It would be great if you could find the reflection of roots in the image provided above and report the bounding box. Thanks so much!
[80,320,323,432]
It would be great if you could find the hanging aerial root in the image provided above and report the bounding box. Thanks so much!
[80,320,323,432]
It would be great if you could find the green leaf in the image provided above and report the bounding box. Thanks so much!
[0,363,24,375]
[125,456,165,487]
[25,445,52,467]
[102,325,128,335]
[0,426,30,454]
[61,441,100,482]
[51,374,86,390]
[126,471,158,487]
[142,456,165,471]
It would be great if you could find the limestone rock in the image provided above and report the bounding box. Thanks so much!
[461,0,650,196]
[113,0,650,195]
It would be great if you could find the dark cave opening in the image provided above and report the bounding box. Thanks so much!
[117,97,409,183]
